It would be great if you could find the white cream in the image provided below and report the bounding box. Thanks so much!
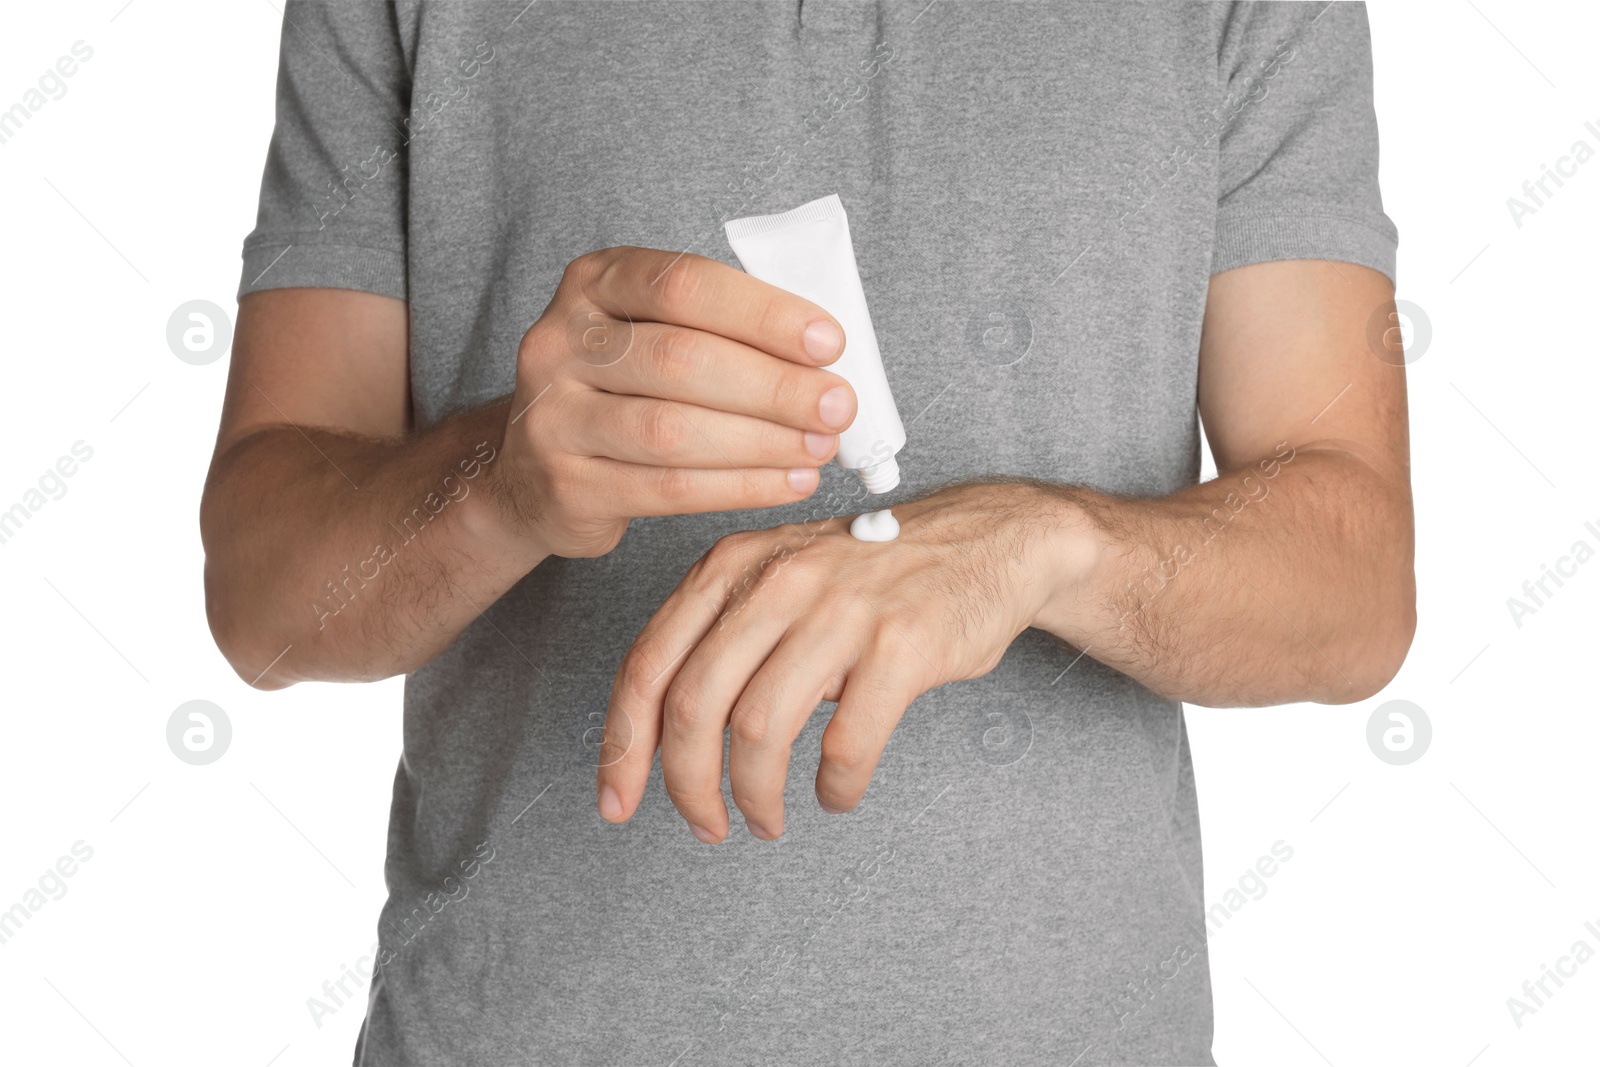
[724,194,907,494]
[849,508,899,542]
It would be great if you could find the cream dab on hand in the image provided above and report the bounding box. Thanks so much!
[849,508,899,542]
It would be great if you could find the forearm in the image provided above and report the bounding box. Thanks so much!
[200,398,545,687]
[1029,443,1416,706]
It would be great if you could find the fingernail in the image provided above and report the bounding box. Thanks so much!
[745,819,779,840]
[819,800,850,815]
[818,386,853,428]
[787,467,818,493]
[803,319,844,362]
[598,784,623,821]
[804,431,835,458]
[690,823,720,844]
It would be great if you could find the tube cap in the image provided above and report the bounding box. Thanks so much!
[856,456,900,493]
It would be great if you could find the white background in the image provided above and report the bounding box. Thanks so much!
[0,2,1594,1065]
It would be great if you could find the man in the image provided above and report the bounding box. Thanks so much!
[202,2,1414,1064]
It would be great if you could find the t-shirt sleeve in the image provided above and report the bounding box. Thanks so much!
[237,1,411,301]
[1211,1,1398,285]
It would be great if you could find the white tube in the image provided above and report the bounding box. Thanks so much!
[724,194,906,494]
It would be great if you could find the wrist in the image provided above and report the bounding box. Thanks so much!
[465,445,551,571]
[1024,483,1112,636]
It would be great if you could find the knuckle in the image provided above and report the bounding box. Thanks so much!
[820,728,868,772]
[517,317,558,370]
[707,533,785,597]
[636,402,688,457]
[653,464,695,503]
[591,246,645,301]
[729,708,773,750]
[688,558,736,607]
[564,248,606,290]
[597,738,633,770]
[706,530,758,566]
[619,637,672,703]
[868,624,912,661]
[665,779,718,815]
[596,714,635,768]
[652,255,705,315]
[648,327,700,386]
[663,681,708,733]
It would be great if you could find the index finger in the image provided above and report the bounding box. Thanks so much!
[577,247,846,367]
[598,567,735,826]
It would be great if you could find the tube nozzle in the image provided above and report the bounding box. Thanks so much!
[856,457,900,493]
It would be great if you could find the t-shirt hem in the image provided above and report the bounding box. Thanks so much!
[237,240,408,301]
[1211,212,1398,287]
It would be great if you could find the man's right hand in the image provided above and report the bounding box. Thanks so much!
[492,246,859,558]
[201,250,856,686]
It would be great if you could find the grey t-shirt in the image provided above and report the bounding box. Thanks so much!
[238,3,1396,1064]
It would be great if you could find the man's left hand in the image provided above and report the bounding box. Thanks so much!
[594,481,1085,842]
